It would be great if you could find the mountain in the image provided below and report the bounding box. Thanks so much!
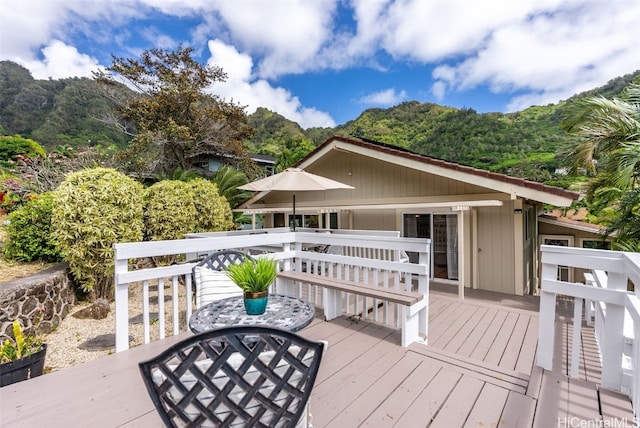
[0,61,129,148]
[1,59,638,186]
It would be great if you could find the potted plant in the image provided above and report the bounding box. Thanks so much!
[0,320,47,387]
[225,257,278,315]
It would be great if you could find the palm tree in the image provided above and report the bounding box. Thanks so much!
[562,81,640,244]
[211,165,254,227]
[562,82,640,192]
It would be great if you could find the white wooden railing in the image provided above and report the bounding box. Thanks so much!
[537,245,640,417]
[114,230,430,353]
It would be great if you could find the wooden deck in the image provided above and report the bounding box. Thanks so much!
[1,286,635,427]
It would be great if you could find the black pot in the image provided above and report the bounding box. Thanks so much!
[0,343,47,387]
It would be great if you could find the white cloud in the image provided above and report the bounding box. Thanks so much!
[205,0,337,78]
[359,88,407,106]
[427,1,640,109]
[206,40,335,129]
[24,40,102,79]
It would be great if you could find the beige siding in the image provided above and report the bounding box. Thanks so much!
[351,209,398,230]
[476,203,516,294]
[309,152,494,200]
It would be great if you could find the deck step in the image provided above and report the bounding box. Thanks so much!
[409,343,530,394]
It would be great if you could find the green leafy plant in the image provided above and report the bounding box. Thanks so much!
[225,257,278,293]
[144,180,196,242]
[52,167,144,300]
[187,178,235,232]
[3,192,62,262]
[0,320,43,363]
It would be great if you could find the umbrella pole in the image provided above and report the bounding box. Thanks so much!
[292,194,296,231]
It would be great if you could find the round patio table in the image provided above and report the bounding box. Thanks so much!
[189,294,315,334]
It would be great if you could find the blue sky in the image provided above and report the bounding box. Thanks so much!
[1,1,638,129]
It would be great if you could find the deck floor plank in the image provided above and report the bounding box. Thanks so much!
[499,313,531,371]
[429,375,485,428]
[429,303,481,349]
[360,359,442,427]
[455,306,500,358]
[324,351,425,428]
[599,388,635,420]
[469,309,509,362]
[441,305,489,354]
[500,391,536,428]
[567,377,600,420]
[515,315,539,375]
[463,383,510,428]
[392,368,463,427]
[485,311,520,366]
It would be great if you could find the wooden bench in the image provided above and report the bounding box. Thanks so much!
[277,270,428,347]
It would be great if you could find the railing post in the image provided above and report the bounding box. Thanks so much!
[601,272,627,390]
[114,255,129,352]
[537,262,557,370]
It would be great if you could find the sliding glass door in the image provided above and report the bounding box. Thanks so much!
[403,213,458,280]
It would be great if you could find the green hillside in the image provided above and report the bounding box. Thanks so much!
[0,61,129,148]
[1,58,638,187]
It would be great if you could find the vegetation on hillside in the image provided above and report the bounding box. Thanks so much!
[0,61,128,148]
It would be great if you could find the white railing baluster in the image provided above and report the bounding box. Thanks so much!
[571,297,583,378]
[157,278,165,340]
[172,276,179,335]
[143,280,150,344]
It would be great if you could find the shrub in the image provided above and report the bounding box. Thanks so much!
[0,135,45,167]
[3,192,62,262]
[144,180,196,241]
[187,178,235,232]
[52,168,144,299]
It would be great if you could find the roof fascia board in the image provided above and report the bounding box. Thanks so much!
[538,216,607,235]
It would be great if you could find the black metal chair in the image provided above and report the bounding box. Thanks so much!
[192,250,253,308]
[139,326,325,428]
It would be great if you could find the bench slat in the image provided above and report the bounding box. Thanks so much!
[278,271,422,306]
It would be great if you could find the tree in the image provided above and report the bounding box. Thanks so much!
[561,80,640,244]
[562,81,640,192]
[94,47,255,177]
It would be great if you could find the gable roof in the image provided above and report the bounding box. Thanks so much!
[296,135,580,206]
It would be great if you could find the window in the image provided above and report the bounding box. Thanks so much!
[581,239,611,250]
[541,235,574,281]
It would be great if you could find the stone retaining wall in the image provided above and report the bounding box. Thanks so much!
[0,263,76,340]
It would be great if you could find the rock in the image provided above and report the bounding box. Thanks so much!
[129,312,159,325]
[78,334,134,351]
[72,299,111,320]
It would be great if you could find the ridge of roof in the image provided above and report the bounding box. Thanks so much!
[303,135,580,201]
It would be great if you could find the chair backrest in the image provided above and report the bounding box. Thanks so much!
[193,250,252,308]
[139,326,325,428]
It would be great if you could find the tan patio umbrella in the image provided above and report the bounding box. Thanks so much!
[238,167,354,230]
